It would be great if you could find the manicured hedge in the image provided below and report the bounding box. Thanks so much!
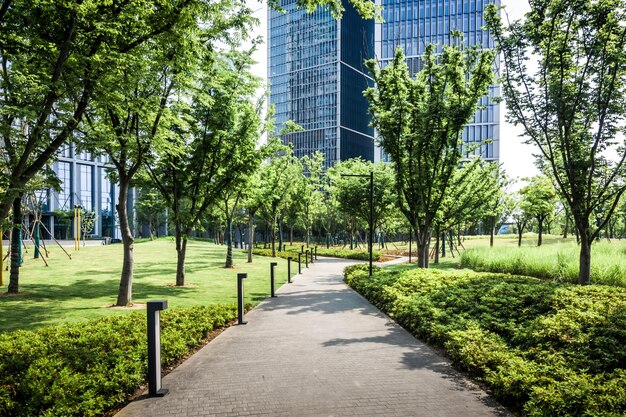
[345,265,626,416]
[251,247,381,261]
[0,304,238,417]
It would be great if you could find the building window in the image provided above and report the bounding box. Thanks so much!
[79,164,93,211]
[57,162,71,210]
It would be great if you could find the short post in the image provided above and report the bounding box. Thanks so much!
[287,257,292,283]
[270,262,277,297]
[305,250,309,268]
[147,300,169,398]
[301,245,304,253]
[315,246,318,260]
[237,273,247,325]
[298,253,302,274]
[310,248,314,264]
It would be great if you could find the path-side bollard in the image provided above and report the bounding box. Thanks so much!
[298,253,302,274]
[305,250,309,268]
[310,248,314,264]
[147,300,169,397]
[270,262,277,297]
[287,256,292,283]
[301,245,304,253]
[315,246,318,260]
[237,273,247,325]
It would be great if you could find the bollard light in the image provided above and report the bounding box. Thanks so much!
[147,300,169,397]
[237,273,247,325]
[287,257,292,283]
[270,262,277,298]
[305,250,309,268]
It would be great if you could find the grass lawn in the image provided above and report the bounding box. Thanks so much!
[0,238,294,332]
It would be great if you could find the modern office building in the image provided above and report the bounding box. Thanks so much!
[376,0,500,161]
[36,143,128,240]
[268,0,375,169]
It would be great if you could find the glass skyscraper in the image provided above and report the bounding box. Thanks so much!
[376,0,501,161]
[268,0,375,169]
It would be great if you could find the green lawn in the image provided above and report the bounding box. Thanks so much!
[0,238,294,332]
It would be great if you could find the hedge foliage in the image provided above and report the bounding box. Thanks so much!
[345,265,626,416]
[0,304,238,417]
[251,247,381,261]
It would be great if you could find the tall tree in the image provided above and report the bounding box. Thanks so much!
[146,48,264,286]
[0,0,212,294]
[519,176,557,246]
[300,152,325,247]
[365,43,494,267]
[327,158,396,248]
[258,147,301,257]
[486,1,626,284]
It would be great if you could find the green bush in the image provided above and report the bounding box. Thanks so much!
[251,247,381,261]
[345,265,626,416]
[460,241,626,287]
[0,304,238,416]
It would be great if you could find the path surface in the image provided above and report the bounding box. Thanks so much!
[117,257,510,417]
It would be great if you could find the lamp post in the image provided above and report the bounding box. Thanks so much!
[341,171,374,278]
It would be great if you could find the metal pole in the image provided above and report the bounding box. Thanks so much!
[298,253,302,274]
[369,170,374,278]
[270,262,277,297]
[147,300,169,397]
[315,246,318,260]
[310,248,314,264]
[305,250,309,268]
[237,273,247,325]
[287,256,292,283]
[301,244,304,253]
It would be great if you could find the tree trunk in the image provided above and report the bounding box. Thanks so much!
[517,222,524,247]
[225,217,234,268]
[416,226,430,268]
[247,213,254,263]
[7,195,22,294]
[578,233,592,285]
[489,216,495,247]
[175,230,188,286]
[115,178,135,306]
[434,228,440,265]
[278,219,283,253]
[563,215,569,239]
[289,225,293,246]
[270,216,277,257]
[537,216,544,246]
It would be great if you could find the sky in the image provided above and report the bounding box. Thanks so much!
[244,0,537,185]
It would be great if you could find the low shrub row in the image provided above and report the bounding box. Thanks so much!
[0,304,238,417]
[460,241,626,287]
[251,247,381,261]
[345,265,626,416]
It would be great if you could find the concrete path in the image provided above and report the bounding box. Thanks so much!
[116,257,510,417]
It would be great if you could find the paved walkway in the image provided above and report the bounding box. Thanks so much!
[117,257,510,417]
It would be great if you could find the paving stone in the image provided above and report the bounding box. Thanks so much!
[116,257,510,417]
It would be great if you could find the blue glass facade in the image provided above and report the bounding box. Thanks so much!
[268,0,375,168]
[376,0,500,162]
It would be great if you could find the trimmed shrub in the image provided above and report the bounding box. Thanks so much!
[345,265,626,415]
[0,304,238,416]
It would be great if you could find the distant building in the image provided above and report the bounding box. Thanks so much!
[38,143,131,240]
[268,0,375,169]
[376,0,501,162]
